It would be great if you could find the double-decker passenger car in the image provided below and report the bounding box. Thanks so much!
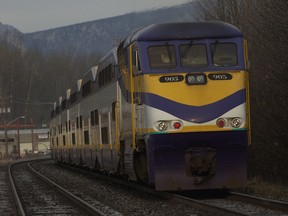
[50,21,250,191]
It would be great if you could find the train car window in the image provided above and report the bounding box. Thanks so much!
[56,106,59,114]
[82,80,92,97]
[80,115,83,129]
[98,64,114,88]
[180,44,208,67]
[61,99,67,110]
[101,127,109,144]
[63,135,66,146]
[148,45,176,69]
[84,131,89,145]
[91,111,95,125]
[118,48,128,71]
[70,92,77,104]
[211,43,238,66]
[72,133,76,145]
[94,109,99,125]
[112,102,117,121]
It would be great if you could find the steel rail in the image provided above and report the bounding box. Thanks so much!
[229,191,288,213]
[8,163,26,216]
[27,161,107,216]
[170,193,247,216]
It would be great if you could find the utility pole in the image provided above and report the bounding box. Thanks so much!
[17,119,20,157]
[4,98,10,159]
[4,115,8,159]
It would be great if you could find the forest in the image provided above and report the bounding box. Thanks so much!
[0,0,287,185]
[193,0,288,184]
[0,36,101,127]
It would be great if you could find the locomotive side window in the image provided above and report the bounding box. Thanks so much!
[132,48,141,73]
[211,43,238,66]
[180,44,208,67]
[148,45,176,69]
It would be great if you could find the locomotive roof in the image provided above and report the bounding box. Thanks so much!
[124,21,242,46]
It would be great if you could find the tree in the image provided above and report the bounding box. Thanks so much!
[192,0,288,183]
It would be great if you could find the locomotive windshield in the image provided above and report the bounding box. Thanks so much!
[180,44,208,67]
[211,43,238,66]
[148,45,176,69]
[147,41,239,70]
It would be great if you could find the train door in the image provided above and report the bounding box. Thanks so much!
[111,100,120,171]
[99,105,114,172]
[132,46,148,183]
[132,47,145,136]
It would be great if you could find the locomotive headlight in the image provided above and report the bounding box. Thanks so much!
[197,75,204,82]
[185,73,207,85]
[187,75,195,83]
[231,118,242,128]
[157,121,168,131]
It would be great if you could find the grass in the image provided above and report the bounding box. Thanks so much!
[238,176,288,202]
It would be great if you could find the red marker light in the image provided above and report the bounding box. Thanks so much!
[173,122,182,129]
[216,118,226,128]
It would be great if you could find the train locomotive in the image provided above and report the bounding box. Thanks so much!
[50,21,250,191]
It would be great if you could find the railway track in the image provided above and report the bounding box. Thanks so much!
[9,159,288,215]
[0,163,18,215]
[9,159,110,216]
[172,191,288,216]
[54,160,288,216]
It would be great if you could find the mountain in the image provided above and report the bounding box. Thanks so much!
[0,22,20,35]
[22,3,197,55]
[0,3,198,56]
[0,22,23,47]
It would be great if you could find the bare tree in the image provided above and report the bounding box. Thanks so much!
[191,0,288,183]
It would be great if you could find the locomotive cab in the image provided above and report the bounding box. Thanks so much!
[118,22,250,190]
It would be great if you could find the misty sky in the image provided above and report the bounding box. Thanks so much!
[0,0,190,33]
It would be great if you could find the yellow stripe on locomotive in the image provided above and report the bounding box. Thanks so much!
[140,71,245,106]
